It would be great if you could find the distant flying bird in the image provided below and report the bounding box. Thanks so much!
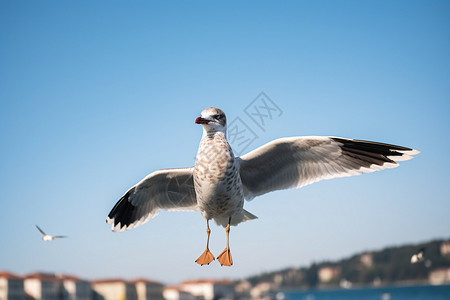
[107,107,419,266]
[35,225,67,241]
[411,247,425,264]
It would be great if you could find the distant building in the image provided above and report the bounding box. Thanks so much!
[178,280,234,300]
[162,286,195,300]
[429,267,450,285]
[440,241,450,256]
[24,273,62,300]
[339,278,352,289]
[249,282,274,299]
[23,273,92,300]
[59,275,92,300]
[360,253,373,268]
[132,279,163,300]
[234,280,251,295]
[91,279,137,300]
[0,271,26,300]
[318,267,340,283]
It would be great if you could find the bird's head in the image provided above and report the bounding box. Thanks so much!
[195,107,227,134]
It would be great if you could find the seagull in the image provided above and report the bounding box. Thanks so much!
[106,107,419,266]
[411,247,425,264]
[35,225,67,241]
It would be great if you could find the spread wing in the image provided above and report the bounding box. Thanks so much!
[53,235,67,239]
[35,225,46,236]
[238,136,419,200]
[106,167,198,232]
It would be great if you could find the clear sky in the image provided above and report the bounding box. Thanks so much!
[1,0,449,285]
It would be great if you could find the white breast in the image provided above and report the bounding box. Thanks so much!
[193,133,244,221]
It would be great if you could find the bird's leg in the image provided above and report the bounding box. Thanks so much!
[217,217,233,266]
[195,219,215,265]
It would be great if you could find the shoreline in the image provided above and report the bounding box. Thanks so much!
[276,281,450,293]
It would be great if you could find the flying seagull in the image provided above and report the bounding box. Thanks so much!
[35,225,67,241]
[107,107,419,266]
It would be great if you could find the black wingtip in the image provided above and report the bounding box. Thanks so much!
[107,189,137,231]
[332,137,415,167]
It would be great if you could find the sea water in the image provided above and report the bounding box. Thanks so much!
[282,284,450,300]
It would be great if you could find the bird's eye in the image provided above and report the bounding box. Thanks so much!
[213,114,222,119]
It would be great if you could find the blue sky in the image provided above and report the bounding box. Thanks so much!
[0,0,449,284]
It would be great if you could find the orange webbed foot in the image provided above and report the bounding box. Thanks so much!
[217,248,233,266]
[195,248,215,265]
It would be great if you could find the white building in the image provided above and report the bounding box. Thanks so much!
[441,241,450,256]
[234,280,251,297]
[249,282,275,299]
[429,267,450,285]
[162,287,194,300]
[318,266,340,283]
[132,279,163,300]
[59,275,92,300]
[24,273,61,300]
[0,271,25,300]
[178,280,234,300]
[92,279,137,300]
[360,253,373,267]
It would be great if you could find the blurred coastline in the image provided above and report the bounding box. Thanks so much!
[2,238,450,300]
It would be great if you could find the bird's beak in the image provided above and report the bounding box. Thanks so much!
[195,117,210,124]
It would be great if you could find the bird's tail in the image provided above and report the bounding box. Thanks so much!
[243,209,258,221]
[213,209,258,227]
